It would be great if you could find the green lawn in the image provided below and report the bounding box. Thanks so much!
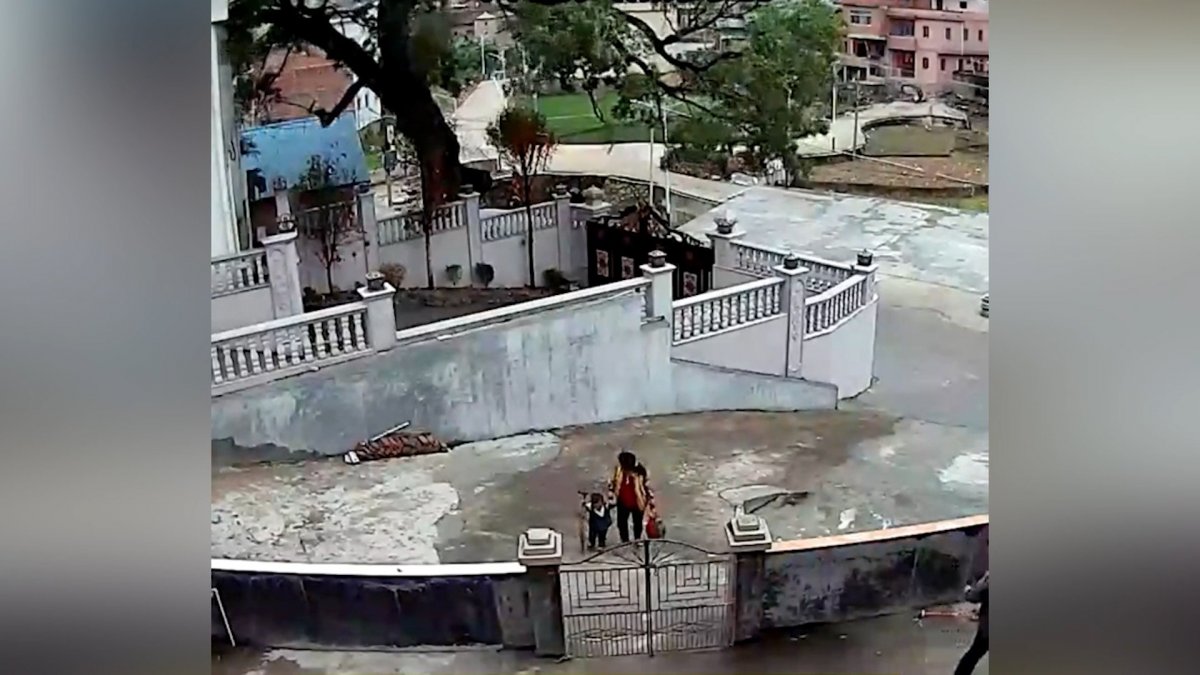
[520,92,654,144]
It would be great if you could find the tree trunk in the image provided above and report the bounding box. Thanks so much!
[524,196,536,288]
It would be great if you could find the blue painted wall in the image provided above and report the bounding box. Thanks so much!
[240,112,368,199]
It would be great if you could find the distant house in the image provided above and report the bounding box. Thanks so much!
[240,112,373,292]
[241,112,370,237]
[254,46,357,125]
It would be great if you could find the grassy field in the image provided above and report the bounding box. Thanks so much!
[520,92,653,144]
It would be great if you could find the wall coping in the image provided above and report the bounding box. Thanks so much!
[211,558,527,578]
[393,277,650,345]
[211,300,368,343]
[766,514,988,554]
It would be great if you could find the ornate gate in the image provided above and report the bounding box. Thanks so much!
[585,203,714,298]
[559,539,735,658]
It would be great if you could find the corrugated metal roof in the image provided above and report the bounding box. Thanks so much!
[240,112,368,199]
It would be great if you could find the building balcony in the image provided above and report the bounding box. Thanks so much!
[887,35,916,50]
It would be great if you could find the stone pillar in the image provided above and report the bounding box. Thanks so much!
[726,514,773,644]
[640,250,677,328]
[773,255,811,378]
[261,227,304,320]
[356,185,380,273]
[357,274,397,352]
[568,201,610,281]
[552,185,573,278]
[707,212,745,288]
[461,188,483,281]
[518,528,565,658]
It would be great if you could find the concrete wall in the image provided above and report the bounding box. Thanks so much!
[800,297,879,399]
[212,281,837,462]
[212,561,533,649]
[211,287,274,333]
[673,316,788,376]
[761,515,988,630]
[479,223,566,288]
[374,206,578,290]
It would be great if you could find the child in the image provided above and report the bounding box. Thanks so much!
[585,492,614,550]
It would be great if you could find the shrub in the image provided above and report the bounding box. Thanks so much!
[378,263,407,289]
[474,262,495,288]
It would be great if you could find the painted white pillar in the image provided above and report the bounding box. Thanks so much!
[773,255,811,379]
[707,213,745,288]
[357,185,380,273]
[552,185,573,278]
[260,229,305,319]
[358,275,397,352]
[640,250,677,332]
[460,188,483,283]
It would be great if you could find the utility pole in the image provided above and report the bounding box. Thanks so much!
[660,101,672,223]
[851,80,861,154]
[830,62,838,151]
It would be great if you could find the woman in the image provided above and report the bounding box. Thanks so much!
[609,451,648,543]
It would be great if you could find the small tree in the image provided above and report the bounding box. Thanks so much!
[297,155,364,295]
[487,106,557,288]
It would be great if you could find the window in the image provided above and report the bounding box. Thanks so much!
[963,27,969,40]
[891,20,915,36]
[850,10,871,25]
[946,27,952,39]
[978,29,984,41]
[940,58,946,71]
[958,58,964,70]
[922,57,930,70]
[960,1,968,8]
[922,26,929,38]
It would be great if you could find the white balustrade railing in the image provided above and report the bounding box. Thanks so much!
[377,201,465,246]
[211,249,269,297]
[729,240,857,293]
[672,278,784,343]
[804,275,871,335]
[481,201,558,242]
[211,303,372,390]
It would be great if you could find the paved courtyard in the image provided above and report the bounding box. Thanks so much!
[212,410,986,564]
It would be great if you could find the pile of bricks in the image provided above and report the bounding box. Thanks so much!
[343,431,449,465]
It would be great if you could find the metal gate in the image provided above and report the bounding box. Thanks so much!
[559,539,734,658]
[585,203,714,298]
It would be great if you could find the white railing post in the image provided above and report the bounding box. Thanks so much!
[552,184,573,276]
[852,250,879,304]
[358,273,397,352]
[707,212,746,288]
[260,226,304,319]
[640,250,676,330]
[461,188,483,277]
[773,254,811,379]
[357,185,380,272]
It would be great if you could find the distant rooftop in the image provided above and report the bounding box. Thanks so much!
[240,112,369,200]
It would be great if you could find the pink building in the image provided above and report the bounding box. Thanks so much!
[836,0,988,93]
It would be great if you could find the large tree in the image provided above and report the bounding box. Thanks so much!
[225,1,774,212]
[618,0,842,183]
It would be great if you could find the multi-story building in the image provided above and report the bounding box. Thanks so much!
[836,0,988,93]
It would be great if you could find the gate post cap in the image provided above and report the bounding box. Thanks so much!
[713,212,737,235]
[518,527,563,566]
[726,514,773,552]
[648,250,668,268]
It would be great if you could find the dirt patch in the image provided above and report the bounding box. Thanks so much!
[392,287,556,330]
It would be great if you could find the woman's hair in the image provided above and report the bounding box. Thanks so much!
[617,450,637,471]
[633,463,647,479]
